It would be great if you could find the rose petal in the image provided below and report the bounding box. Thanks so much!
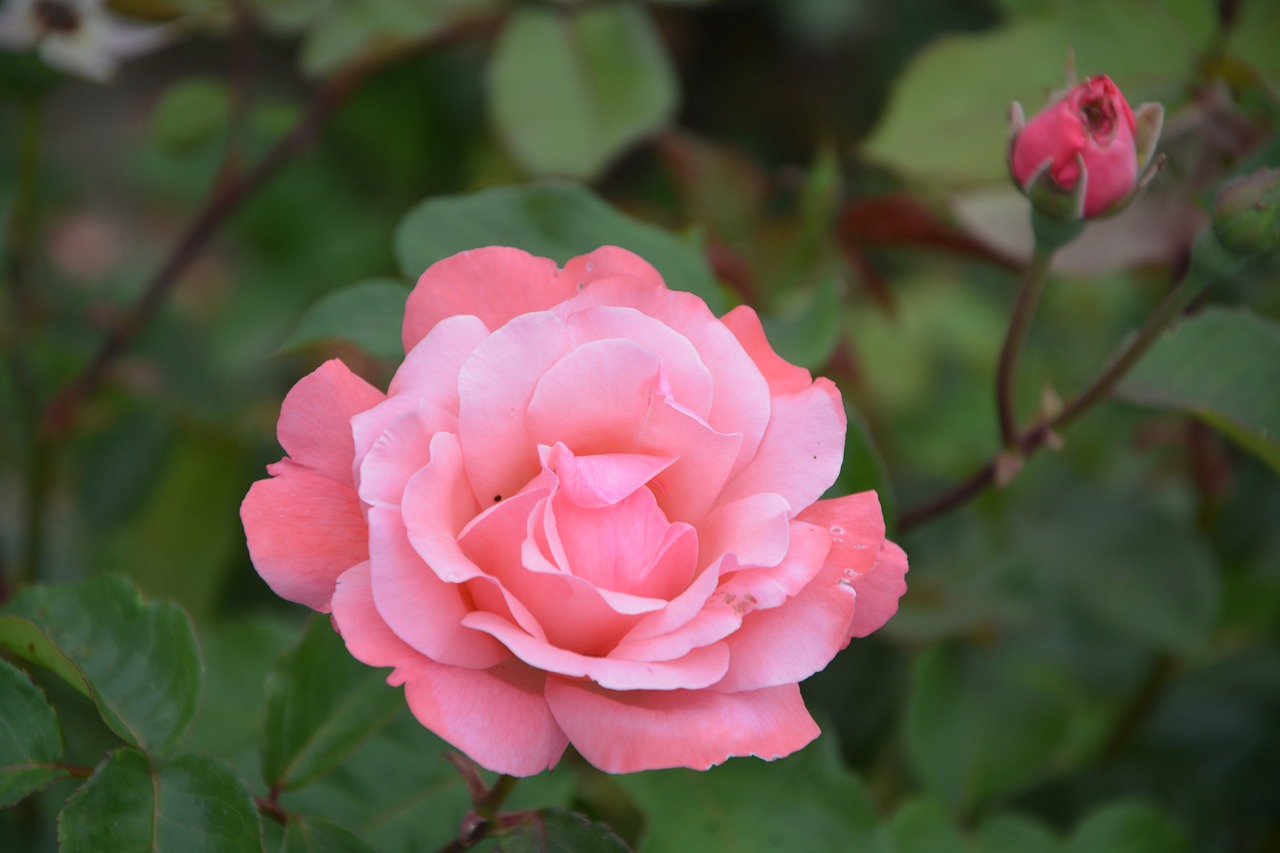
[388,312,489,401]
[720,304,815,396]
[242,463,367,612]
[457,311,574,506]
[696,492,792,571]
[563,305,714,420]
[403,659,568,777]
[402,248,564,352]
[331,562,424,682]
[463,611,730,691]
[717,378,846,514]
[545,678,820,773]
[540,442,675,509]
[367,505,508,669]
[277,359,384,485]
[849,540,909,639]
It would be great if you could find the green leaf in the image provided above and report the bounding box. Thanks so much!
[907,644,1073,814]
[395,181,724,312]
[279,815,378,853]
[877,800,968,853]
[278,708,472,851]
[98,428,246,621]
[615,737,877,853]
[0,576,202,756]
[58,749,262,853]
[0,659,67,808]
[1018,492,1222,656]
[976,813,1065,853]
[300,0,451,78]
[185,614,299,776]
[861,0,1213,184]
[150,78,231,153]
[262,616,404,792]
[280,278,410,361]
[760,276,844,370]
[1118,307,1280,474]
[489,808,630,852]
[1067,802,1190,853]
[488,4,677,178]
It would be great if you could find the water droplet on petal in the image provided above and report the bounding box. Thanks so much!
[829,525,844,535]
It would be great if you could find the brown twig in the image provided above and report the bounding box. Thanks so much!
[39,67,366,440]
[898,243,1226,534]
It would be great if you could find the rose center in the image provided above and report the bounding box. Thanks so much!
[1080,96,1118,143]
[34,0,80,33]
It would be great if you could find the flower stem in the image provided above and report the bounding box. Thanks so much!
[4,95,49,589]
[995,247,1054,450]
[898,231,1238,534]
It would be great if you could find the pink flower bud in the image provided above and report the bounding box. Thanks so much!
[1010,75,1139,219]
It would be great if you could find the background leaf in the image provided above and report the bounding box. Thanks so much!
[488,4,677,178]
[0,576,202,756]
[276,815,378,853]
[489,808,630,852]
[1066,802,1191,853]
[395,181,724,312]
[1118,307,1280,473]
[907,644,1073,814]
[615,737,877,853]
[58,749,262,853]
[0,659,67,808]
[261,616,405,792]
[280,278,411,361]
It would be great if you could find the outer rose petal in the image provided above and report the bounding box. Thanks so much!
[276,359,384,485]
[404,659,568,778]
[331,562,425,682]
[545,678,819,773]
[716,378,846,514]
[799,492,905,637]
[849,540,909,638]
[721,304,814,396]
[403,246,651,352]
[241,464,368,612]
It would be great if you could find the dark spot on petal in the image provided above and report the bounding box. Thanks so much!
[494,495,502,502]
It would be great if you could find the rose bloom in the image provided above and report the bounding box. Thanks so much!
[1009,75,1138,218]
[242,246,907,775]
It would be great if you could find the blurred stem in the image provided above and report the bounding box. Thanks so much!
[1100,653,1178,763]
[898,232,1237,534]
[434,774,520,853]
[39,65,369,440]
[4,95,48,589]
[994,247,1054,449]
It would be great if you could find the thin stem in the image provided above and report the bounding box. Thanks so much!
[39,67,367,439]
[256,795,289,826]
[475,774,518,820]
[898,243,1224,534]
[5,96,48,588]
[995,248,1054,449]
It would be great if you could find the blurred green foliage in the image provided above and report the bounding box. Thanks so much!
[2,0,1280,850]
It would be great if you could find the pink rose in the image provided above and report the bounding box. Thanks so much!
[1010,75,1138,218]
[241,246,907,775]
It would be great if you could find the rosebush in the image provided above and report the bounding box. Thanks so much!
[241,245,907,775]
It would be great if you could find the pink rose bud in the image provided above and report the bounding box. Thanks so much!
[1009,75,1162,221]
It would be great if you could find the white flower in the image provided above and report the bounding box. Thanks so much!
[0,0,170,82]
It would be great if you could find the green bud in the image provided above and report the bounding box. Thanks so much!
[1212,167,1280,257]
